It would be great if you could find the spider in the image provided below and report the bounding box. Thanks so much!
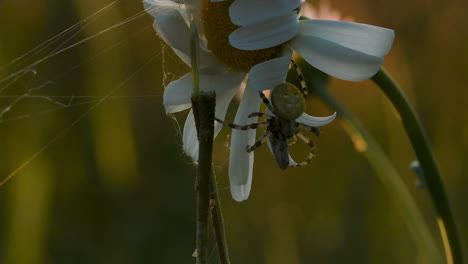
[216,60,322,170]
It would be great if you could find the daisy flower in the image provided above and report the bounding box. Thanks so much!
[143,0,394,201]
[143,0,247,161]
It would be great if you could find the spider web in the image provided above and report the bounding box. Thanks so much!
[0,3,230,262]
[0,0,185,186]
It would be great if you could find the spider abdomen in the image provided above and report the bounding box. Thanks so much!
[268,133,290,170]
[267,117,296,169]
[270,83,305,121]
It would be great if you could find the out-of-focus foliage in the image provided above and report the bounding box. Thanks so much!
[0,0,466,263]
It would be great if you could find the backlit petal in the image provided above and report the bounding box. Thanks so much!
[299,20,394,57]
[229,0,301,26]
[169,42,221,69]
[143,0,180,17]
[184,0,211,50]
[248,48,292,91]
[164,73,192,113]
[184,0,201,20]
[183,110,198,160]
[146,1,218,68]
[296,112,337,127]
[229,85,261,201]
[291,34,384,81]
[229,11,299,50]
[150,8,190,57]
[164,72,244,113]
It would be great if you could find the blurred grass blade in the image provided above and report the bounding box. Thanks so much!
[291,58,443,264]
[317,89,443,264]
[372,69,464,264]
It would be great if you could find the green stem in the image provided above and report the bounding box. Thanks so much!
[192,92,216,264]
[372,69,464,264]
[315,88,443,264]
[190,20,230,264]
[190,19,208,264]
[210,170,231,264]
[190,19,199,93]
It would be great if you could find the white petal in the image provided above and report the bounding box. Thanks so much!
[229,0,301,26]
[229,85,261,201]
[248,48,292,91]
[164,73,192,113]
[296,112,336,127]
[299,20,395,57]
[229,11,299,50]
[200,71,245,94]
[291,34,384,81]
[184,0,201,19]
[174,47,222,70]
[183,84,241,160]
[148,3,219,69]
[184,0,210,50]
[213,81,242,137]
[143,0,180,17]
[151,8,190,57]
[288,155,297,166]
[183,110,199,160]
[164,72,245,113]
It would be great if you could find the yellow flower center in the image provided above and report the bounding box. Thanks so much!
[201,0,282,72]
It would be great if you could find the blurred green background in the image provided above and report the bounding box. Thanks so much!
[0,0,466,263]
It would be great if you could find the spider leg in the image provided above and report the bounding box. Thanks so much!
[291,59,308,97]
[248,112,273,119]
[215,117,270,130]
[246,130,272,152]
[259,92,275,113]
[292,130,316,167]
[289,135,297,147]
[296,122,320,137]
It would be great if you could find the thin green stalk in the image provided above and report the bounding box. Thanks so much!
[372,69,464,264]
[190,20,230,264]
[210,170,231,264]
[315,88,443,264]
[190,19,208,264]
[190,19,199,93]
